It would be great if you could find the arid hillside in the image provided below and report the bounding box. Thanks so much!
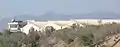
[1,23,120,47]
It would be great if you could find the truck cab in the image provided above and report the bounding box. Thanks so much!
[8,19,27,32]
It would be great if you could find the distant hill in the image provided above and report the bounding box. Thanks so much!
[0,12,120,31]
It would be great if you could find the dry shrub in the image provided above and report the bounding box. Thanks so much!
[2,24,120,47]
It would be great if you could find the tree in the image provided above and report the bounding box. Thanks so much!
[45,26,55,36]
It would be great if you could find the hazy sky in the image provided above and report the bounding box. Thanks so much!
[0,0,119,17]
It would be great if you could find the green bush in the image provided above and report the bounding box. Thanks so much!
[0,29,26,47]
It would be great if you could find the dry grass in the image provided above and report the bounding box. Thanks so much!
[1,24,120,47]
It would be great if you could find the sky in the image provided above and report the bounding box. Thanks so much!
[0,0,119,18]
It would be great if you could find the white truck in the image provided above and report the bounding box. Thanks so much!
[8,19,27,32]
